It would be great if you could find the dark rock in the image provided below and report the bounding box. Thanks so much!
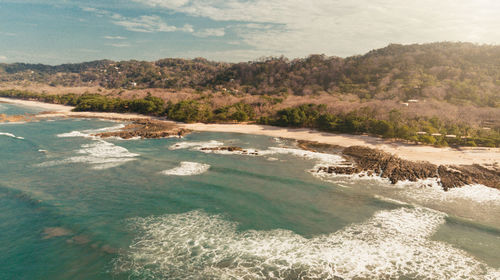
[314,145,499,191]
[94,119,190,139]
[200,146,245,152]
[342,146,438,185]
[438,165,499,191]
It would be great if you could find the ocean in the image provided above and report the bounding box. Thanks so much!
[1,102,499,279]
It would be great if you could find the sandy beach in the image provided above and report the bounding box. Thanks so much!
[0,97,149,120]
[181,123,499,166]
[2,97,498,166]
[0,97,74,112]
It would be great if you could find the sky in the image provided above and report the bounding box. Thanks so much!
[0,0,499,64]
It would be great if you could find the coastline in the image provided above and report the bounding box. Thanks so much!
[0,97,149,120]
[2,97,498,166]
[180,123,499,166]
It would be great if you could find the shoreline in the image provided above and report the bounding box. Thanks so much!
[1,97,498,166]
[180,123,499,166]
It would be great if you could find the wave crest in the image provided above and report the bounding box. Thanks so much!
[169,140,224,150]
[0,132,24,139]
[38,140,138,170]
[57,124,125,139]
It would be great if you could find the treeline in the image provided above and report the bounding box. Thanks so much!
[0,89,165,115]
[165,100,254,123]
[2,42,500,107]
[1,89,498,147]
[258,104,500,147]
[0,90,254,123]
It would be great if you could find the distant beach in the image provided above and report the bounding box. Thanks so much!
[1,97,498,166]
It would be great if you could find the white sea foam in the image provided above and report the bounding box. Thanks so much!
[273,137,287,147]
[57,131,90,138]
[315,166,500,205]
[38,140,138,170]
[401,182,500,205]
[57,124,125,139]
[90,123,125,133]
[373,195,410,206]
[268,147,344,164]
[0,132,24,139]
[444,184,500,202]
[311,163,386,184]
[115,207,499,279]
[169,140,224,150]
[161,162,210,176]
[170,141,344,165]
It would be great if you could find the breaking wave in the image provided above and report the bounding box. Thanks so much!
[400,182,500,206]
[0,132,24,139]
[170,141,343,165]
[314,166,500,206]
[169,140,224,150]
[38,140,138,170]
[161,162,210,176]
[57,123,125,139]
[268,147,343,164]
[114,207,499,279]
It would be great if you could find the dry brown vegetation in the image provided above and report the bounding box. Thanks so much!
[2,81,498,129]
[1,42,499,146]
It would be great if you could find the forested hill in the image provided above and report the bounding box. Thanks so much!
[1,42,500,108]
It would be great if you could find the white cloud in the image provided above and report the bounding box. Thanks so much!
[82,6,226,38]
[103,35,127,40]
[0,55,7,61]
[113,15,178,32]
[81,7,98,13]
[133,0,500,58]
[106,43,131,48]
[193,28,225,38]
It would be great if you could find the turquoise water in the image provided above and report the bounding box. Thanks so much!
[0,103,499,279]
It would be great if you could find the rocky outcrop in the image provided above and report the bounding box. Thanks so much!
[201,146,244,152]
[200,146,260,155]
[342,146,438,184]
[95,119,190,139]
[438,165,499,190]
[308,142,499,191]
[297,140,343,154]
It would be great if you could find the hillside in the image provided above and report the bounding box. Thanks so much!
[2,42,500,108]
[1,42,499,147]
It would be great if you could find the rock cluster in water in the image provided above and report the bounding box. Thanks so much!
[304,142,499,191]
[200,146,259,155]
[94,119,190,139]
